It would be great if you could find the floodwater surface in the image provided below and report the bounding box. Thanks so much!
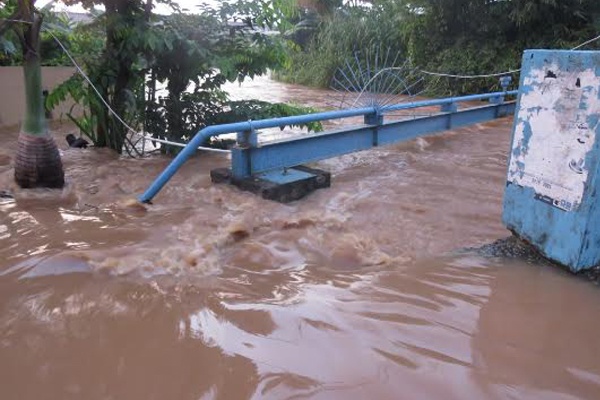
[1,77,600,400]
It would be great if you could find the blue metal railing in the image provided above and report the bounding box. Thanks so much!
[139,90,518,203]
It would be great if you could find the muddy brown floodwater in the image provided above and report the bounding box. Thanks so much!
[1,76,600,400]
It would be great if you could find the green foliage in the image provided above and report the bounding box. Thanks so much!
[399,0,600,94]
[38,10,104,67]
[277,2,405,87]
[147,98,323,154]
[0,3,102,66]
[143,3,290,152]
[43,0,297,154]
[0,35,17,64]
[38,11,74,66]
[45,73,101,143]
[0,0,19,65]
[144,84,228,154]
[210,100,323,132]
[279,0,600,95]
[45,73,83,109]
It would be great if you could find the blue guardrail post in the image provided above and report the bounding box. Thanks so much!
[503,49,600,272]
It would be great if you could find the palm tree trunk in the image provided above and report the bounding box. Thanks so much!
[13,7,64,189]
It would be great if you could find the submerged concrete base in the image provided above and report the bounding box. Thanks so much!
[210,166,330,203]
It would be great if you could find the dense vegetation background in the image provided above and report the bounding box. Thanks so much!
[279,0,600,95]
[1,0,321,154]
[1,0,600,156]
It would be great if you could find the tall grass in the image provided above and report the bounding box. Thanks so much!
[277,6,405,88]
[278,0,600,96]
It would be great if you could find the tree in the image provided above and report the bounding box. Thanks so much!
[296,0,343,17]
[280,0,600,94]
[397,0,600,94]
[0,0,65,188]
[48,0,316,154]
[144,6,292,151]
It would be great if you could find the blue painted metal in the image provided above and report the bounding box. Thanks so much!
[499,76,512,90]
[259,169,315,185]
[236,129,258,148]
[380,91,517,113]
[139,90,517,203]
[440,102,458,113]
[140,107,373,202]
[245,103,515,175]
[502,50,600,272]
[491,77,512,105]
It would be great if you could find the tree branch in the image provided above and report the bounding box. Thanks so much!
[0,9,23,37]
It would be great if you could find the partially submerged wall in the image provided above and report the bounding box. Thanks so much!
[0,67,80,128]
[503,49,600,272]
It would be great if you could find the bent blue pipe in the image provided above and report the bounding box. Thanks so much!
[139,106,375,202]
[139,90,517,203]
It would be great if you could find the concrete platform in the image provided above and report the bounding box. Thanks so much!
[210,166,330,203]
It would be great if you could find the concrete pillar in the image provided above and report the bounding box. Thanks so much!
[503,49,600,272]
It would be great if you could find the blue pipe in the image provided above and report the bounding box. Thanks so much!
[381,90,519,112]
[139,106,375,202]
[139,90,517,203]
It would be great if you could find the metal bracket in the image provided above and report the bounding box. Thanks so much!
[364,110,383,146]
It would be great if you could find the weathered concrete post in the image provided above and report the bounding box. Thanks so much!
[503,49,600,272]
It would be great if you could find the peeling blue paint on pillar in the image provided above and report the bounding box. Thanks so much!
[503,49,600,272]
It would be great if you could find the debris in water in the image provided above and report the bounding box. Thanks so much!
[116,197,148,216]
[466,235,600,285]
[470,236,548,263]
[583,266,600,285]
[0,189,14,204]
[227,222,251,242]
[66,134,90,149]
